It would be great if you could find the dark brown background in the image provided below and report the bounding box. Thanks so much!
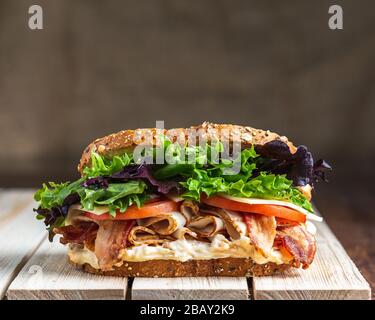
[0,1,374,297]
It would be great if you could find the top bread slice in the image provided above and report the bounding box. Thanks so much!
[78,122,297,174]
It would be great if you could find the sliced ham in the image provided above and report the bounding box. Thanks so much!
[94,220,135,271]
[276,224,316,269]
[243,213,277,257]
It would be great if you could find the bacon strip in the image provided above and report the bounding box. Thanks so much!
[243,213,277,256]
[276,224,316,269]
[54,221,99,250]
[94,220,135,271]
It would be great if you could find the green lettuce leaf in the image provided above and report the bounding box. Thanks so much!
[35,179,148,214]
[34,178,85,209]
[82,152,133,178]
[77,180,147,216]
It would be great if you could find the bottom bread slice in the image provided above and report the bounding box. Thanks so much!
[70,257,291,277]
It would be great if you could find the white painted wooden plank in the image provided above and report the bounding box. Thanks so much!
[132,277,249,300]
[253,218,371,300]
[7,238,128,300]
[0,189,46,299]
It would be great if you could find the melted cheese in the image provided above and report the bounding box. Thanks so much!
[68,234,292,269]
[68,244,100,269]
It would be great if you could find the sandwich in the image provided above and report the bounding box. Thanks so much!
[33,122,331,277]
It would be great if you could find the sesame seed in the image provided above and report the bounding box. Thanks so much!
[242,133,252,142]
[280,136,288,142]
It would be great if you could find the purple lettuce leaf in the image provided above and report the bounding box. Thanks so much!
[82,176,109,189]
[81,164,181,195]
[313,159,332,182]
[34,192,80,240]
[256,140,332,186]
[110,164,181,194]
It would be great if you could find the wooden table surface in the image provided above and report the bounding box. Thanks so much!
[315,190,375,300]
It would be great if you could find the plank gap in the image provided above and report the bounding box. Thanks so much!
[126,277,134,300]
[246,277,254,300]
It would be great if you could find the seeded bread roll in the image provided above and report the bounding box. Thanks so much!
[78,122,296,174]
[71,257,291,277]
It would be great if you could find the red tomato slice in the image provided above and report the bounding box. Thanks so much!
[85,200,179,221]
[201,195,306,223]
